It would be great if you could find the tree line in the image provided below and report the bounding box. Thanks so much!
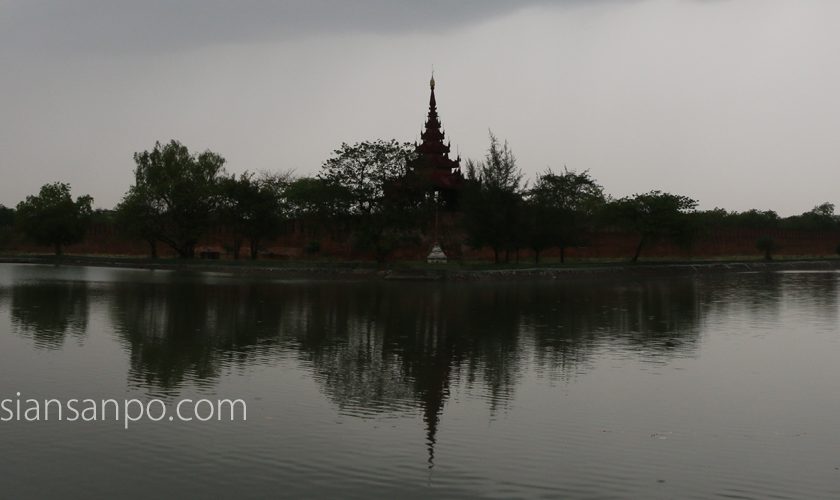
[1,135,838,262]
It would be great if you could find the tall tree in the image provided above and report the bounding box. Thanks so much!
[783,202,838,230]
[462,132,525,263]
[15,182,93,256]
[0,205,14,227]
[285,176,353,244]
[124,140,227,258]
[0,205,14,249]
[319,140,419,262]
[220,171,290,260]
[114,188,161,258]
[609,190,698,263]
[524,168,606,263]
[319,140,415,216]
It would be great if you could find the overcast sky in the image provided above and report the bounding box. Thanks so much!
[1,0,838,215]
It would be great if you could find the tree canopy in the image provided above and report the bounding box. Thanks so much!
[219,171,290,259]
[123,140,227,258]
[524,168,605,263]
[15,182,93,256]
[319,139,415,216]
[610,190,698,262]
[319,140,420,262]
[462,132,525,262]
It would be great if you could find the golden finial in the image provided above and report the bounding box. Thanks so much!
[430,67,435,89]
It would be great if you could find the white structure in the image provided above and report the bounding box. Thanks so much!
[427,243,447,264]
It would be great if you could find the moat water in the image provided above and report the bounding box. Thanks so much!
[1,263,839,499]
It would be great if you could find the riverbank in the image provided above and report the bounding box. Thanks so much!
[2,254,839,281]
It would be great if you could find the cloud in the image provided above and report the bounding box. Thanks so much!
[1,0,620,55]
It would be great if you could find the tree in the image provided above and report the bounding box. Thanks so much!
[783,202,838,230]
[524,168,606,263]
[15,182,93,256]
[732,209,780,228]
[476,132,523,192]
[810,202,835,218]
[0,205,14,249]
[756,236,778,261]
[319,140,419,262]
[0,205,14,227]
[285,176,353,248]
[286,177,352,222]
[609,190,697,263]
[115,189,161,258]
[219,171,290,259]
[319,140,415,216]
[124,140,227,258]
[462,132,525,263]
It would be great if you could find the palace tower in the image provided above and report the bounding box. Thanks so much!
[405,75,464,209]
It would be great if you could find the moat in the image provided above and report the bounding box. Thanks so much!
[1,263,839,498]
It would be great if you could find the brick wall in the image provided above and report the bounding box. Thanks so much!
[8,221,840,262]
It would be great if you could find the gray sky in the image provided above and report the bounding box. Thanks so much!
[1,0,838,215]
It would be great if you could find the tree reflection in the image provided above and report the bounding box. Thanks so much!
[10,283,89,349]
[108,280,288,392]
[284,279,706,467]
[105,275,735,466]
[7,268,830,468]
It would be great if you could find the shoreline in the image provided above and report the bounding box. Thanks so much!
[1,254,839,281]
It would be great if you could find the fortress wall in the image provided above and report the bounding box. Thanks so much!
[7,222,840,262]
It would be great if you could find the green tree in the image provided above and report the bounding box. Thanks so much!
[124,140,227,258]
[319,140,414,216]
[285,176,353,249]
[524,168,605,263]
[756,236,778,261]
[782,202,838,230]
[15,182,93,256]
[0,205,14,227]
[0,205,14,249]
[319,140,419,262]
[220,171,290,260]
[115,189,160,258]
[462,132,525,263]
[728,209,780,229]
[609,190,697,263]
[286,177,352,221]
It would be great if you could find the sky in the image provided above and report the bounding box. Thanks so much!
[1,0,838,215]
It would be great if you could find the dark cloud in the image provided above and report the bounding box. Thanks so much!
[1,0,613,55]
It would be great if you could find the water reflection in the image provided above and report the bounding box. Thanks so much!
[14,271,835,399]
[11,282,89,349]
[108,280,290,392]
[3,265,840,498]
[101,276,718,466]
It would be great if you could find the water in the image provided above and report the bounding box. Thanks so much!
[1,263,839,499]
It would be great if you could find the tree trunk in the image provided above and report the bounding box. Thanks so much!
[250,239,260,260]
[54,242,62,257]
[493,247,499,263]
[533,249,540,264]
[181,243,195,259]
[560,246,566,264]
[376,246,387,264]
[232,237,242,260]
[632,236,645,263]
[147,239,157,259]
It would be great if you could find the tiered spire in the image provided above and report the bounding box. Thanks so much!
[404,74,464,204]
[417,75,451,158]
